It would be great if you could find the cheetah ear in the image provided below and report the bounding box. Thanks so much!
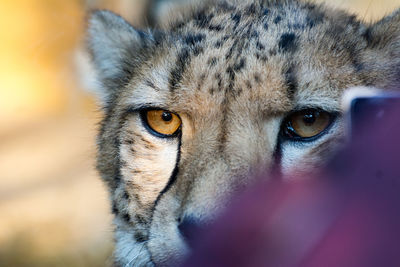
[87,10,154,103]
[361,9,400,89]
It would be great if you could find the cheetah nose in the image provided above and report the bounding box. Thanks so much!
[178,217,203,248]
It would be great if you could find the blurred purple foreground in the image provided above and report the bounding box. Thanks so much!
[183,105,400,267]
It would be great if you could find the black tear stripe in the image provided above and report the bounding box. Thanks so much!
[169,48,191,92]
[284,65,298,100]
[151,135,182,212]
[271,137,283,179]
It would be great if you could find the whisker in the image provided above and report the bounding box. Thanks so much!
[126,242,148,267]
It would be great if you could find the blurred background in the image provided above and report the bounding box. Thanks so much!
[0,0,398,266]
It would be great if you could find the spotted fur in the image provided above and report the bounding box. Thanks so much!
[87,0,400,265]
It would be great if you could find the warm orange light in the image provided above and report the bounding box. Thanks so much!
[0,0,83,130]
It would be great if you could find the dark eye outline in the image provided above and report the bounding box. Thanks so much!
[280,108,338,143]
[140,108,182,139]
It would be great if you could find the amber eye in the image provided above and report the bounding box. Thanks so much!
[283,109,333,140]
[144,110,182,137]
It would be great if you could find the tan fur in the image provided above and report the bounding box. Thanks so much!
[87,0,400,265]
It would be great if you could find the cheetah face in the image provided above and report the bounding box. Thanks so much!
[87,1,400,265]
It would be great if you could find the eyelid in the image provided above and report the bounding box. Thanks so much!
[287,107,341,117]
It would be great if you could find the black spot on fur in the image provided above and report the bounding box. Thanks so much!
[123,191,130,200]
[233,58,246,71]
[306,18,315,28]
[245,80,252,89]
[278,33,297,52]
[269,48,277,56]
[254,73,261,84]
[194,11,223,32]
[207,57,218,67]
[209,24,223,31]
[197,73,206,90]
[169,48,191,91]
[263,22,269,31]
[135,232,148,242]
[225,40,237,60]
[122,213,131,223]
[231,13,241,27]
[184,34,206,46]
[135,214,147,225]
[274,15,282,24]
[284,66,298,99]
[245,3,257,15]
[235,39,246,56]
[289,23,305,30]
[236,87,243,96]
[261,55,268,62]
[304,2,317,10]
[112,202,119,215]
[209,87,216,95]
[194,11,214,29]
[114,173,122,188]
[218,1,236,12]
[226,66,236,90]
[306,8,325,28]
[173,21,185,30]
[256,41,265,50]
[215,40,223,48]
[255,52,268,62]
[144,79,157,91]
[362,27,374,47]
[250,30,259,39]
[214,35,229,48]
[215,73,223,89]
[193,46,204,56]
[122,138,134,145]
[263,8,270,16]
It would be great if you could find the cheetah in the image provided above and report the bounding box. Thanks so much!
[86,0,400,265]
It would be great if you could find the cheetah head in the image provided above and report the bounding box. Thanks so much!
[87,0,400,265]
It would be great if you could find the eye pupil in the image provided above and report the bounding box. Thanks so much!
[303,112,317,125]
[162,112,173,122]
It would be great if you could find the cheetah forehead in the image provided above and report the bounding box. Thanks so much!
[120,0,370,117]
